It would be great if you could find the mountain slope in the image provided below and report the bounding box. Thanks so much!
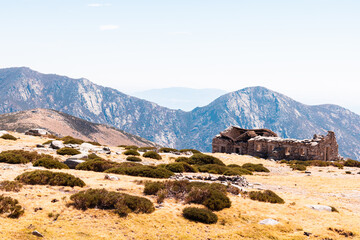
[0,108,156,147]
[132,87,227,111]
[0,67,359,159]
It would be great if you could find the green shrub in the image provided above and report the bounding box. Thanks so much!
[69,188,154,217]
[175,157,191,163]
[123,150,140,156]
[227,164,242,168]
[242,163,270,172]
[291,164,307,171]
[42,140,53,145]
[344,159,360,168]
[164,162,185,173]
[61,136,84,145]
[188,154,225,166]
[223,168,252,176]
[0,195,24,218]
[56,147,81,156]
[86,141,101,146]
[33,157,69,169]
[87,153,102,160]
[179,149,201,154]
[138,147,157,152]
[106,164,173,179]
[126,156,142,162]
[0,181,23,192]
[0,150,50,164]
[249,190,285,204]
[16,170,85,187]
[183,207,217,224]
[76,159,120,172]
[197,164,228,174]
[143,151,162,160]
[159,147,178,153]
[202,190,231,211]
[121,145,138,150]
[181,162,198,173]
[0,134,17,141]
[143,180,230,211]
[144,181,165,195]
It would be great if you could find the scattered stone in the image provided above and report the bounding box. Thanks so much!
[32,230,44,238]
[305,171,311,174]
[25,129,49,136]
[155,204,164,209]
[306,205,332,212]
[104,174,120,181]
[103,147,110,151]
[34,207,43,212]
[170,174,249,187]
[304,232,312,236]
[50,140,64,149]
[259,219,279,225]
[36,144,45,148]
[51,199,59,203]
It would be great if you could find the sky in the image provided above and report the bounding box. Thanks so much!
[0,0,359,114]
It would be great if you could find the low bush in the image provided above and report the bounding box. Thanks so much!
[0,195,24,218]
[290,164,307,171]
[69,188,154,217]
[123,150,140,156]
[138,147,156,152]
[159,147,178,153]
[43,140,53,145]
[16,170,85,187]
[106,164,173,179]
[249,190,285,204]
[143,180,231,211]
[121,145,138,150]
[143,151,162,160]
[0,150,50,164]
[197,164,228,174]
[0,134,17,141]
[0,180,23,192]
[56,147,81,156]
[126,156,142,162]
[33,157,69,169]
[179,149,201,154]
[87,153,101,160]
[86,141,101,146]
[76,159,120,172]
[223,168,252,176]
[188,154,225,166]
[344,159,360,168]
[227,164,242,168]
[242,163,270,172]
[61,136,84,145]
[183,207,218,224]
[159,162,197,173]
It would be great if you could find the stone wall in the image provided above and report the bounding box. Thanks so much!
[212,126,340,161]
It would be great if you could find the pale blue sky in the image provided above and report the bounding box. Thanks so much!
[0,0,359,114]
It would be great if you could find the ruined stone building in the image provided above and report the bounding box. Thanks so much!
[212,126,340,161]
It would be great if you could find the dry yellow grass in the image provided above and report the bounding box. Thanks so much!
[0,132,359,239]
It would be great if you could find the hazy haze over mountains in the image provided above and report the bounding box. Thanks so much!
[132,87,227,111]
[0,67,359,160]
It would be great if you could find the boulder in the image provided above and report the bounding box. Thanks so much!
[259,219,279,225]
[64,144,80,149]
[64,159,85,169]
[50,141,64,149]
[25,129,49,136]
[306,205,332,212]
[80,143,102,153]
[104,174,120,181]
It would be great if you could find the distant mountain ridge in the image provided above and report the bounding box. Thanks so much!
[132,87,227,111]
[0,67,359,159]
[0,108,156,147]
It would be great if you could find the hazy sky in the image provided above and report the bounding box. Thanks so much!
[0,0,359,114]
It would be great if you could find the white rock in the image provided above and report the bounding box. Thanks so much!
[50,141,64,149]
[306,205,332,212]
[80,143,102,152]
[0,131,9,137]
[104,174,120,181]
[259,219,279,225]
